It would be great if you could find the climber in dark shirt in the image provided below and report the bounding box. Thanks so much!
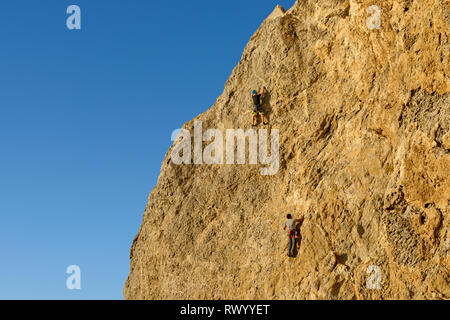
[252,86,268,126]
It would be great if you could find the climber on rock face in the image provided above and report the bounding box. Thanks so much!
[251,87,268,126]
[283,214,304,257]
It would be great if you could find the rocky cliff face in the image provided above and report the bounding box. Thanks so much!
[124,0,449,300]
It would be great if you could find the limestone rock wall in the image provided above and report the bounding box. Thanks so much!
[124,0,449,300]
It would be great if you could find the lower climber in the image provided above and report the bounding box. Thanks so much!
[251,87,268,126]
[283,214,304,257]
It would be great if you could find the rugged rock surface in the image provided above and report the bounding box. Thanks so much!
[124,0,449,299]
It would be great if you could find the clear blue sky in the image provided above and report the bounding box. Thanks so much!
[0,0,295,299]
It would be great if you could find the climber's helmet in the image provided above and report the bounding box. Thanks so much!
[252,90,257,95]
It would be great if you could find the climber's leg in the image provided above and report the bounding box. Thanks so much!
[288,236,296,256]
[252,112,258,126]
[260,112,268,125]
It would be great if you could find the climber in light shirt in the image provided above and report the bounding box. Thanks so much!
[283,214,304,257]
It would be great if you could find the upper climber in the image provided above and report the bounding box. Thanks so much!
[251,86,268,126]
